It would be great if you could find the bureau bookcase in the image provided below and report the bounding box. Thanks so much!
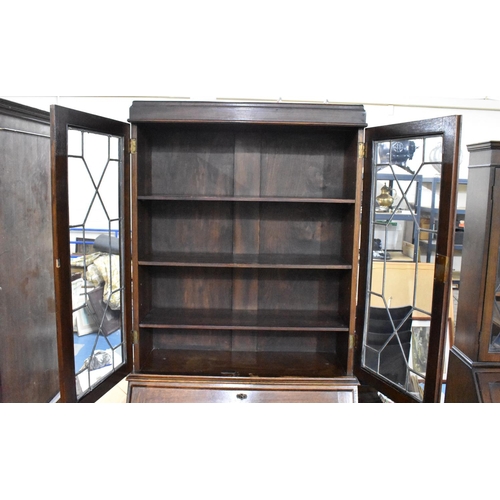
[126,102,365,402]
[51,101,459,402]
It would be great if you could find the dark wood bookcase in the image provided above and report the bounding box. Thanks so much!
[48,100,459,403]
[126,102,366,402]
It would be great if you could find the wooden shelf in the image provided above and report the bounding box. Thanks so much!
[138,252,352,269]
[140,308,349,331]
[140,348,347,378]
[138,195,356,204]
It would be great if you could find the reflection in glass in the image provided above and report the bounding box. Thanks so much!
[363,136,443,400]
[490,247,500,352]
[67,129,125,399]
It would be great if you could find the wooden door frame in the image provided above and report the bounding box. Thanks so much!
[50,105,132,402]
[355,115,461,403]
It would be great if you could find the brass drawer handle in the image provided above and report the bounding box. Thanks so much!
[236,393,247,400]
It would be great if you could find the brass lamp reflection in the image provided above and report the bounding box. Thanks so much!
[376,184,397,211]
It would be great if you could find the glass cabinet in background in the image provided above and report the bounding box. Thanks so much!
[446,141,500,402]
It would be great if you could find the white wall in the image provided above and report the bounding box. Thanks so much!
[5,95,497,178]
[3,0,500,177]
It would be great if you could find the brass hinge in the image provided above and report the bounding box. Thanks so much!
[129,138,137,155]
[132,330,139,344]
[358,142,366,159]
[349,334,357,349]
[435,254,449,284]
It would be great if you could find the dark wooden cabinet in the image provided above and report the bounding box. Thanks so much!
[0,99,59,402]
[126,101,366,402]
[446,141,500,402]
[0,97,464,403]
[48,100,460,403]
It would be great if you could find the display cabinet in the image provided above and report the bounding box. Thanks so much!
[126,101,366,402]
[49,101,460,403]
[446,141,500,402]
[419,177,467,282]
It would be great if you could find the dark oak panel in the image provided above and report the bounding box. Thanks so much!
[0,100,59,402]
[138,200,234,257]
[148,127,235,196]
[140,349,346,378]
[138,200,355,263]
[139,267,346,320]
[127,374,358,403]
[260,129,356,199]
[129,101,367,127]
[137,123,359,200]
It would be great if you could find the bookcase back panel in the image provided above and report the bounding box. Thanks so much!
[151,329,233,351]
[148,329,337,353]
[258,202,348,256]
[145,267,342,312]
[139,341,345,378]
[149,127,235,196]
[260,128,356,199]
[138,200,353,261]
[256,269,340,312]
[139,125,358,200]
[150,267,234,310]
[142,200,234,256]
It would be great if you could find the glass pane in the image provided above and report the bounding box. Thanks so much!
[67,128,125,400]
[362,135,444,401]
[490,246,500,352]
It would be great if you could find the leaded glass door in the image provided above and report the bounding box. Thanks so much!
[51,106,132,402]
[355,116,461,403]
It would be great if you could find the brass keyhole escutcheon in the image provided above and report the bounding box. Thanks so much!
[236,393,247,400]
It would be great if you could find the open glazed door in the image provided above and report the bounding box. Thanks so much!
[51,106,132,402]
[355,116,461,403]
